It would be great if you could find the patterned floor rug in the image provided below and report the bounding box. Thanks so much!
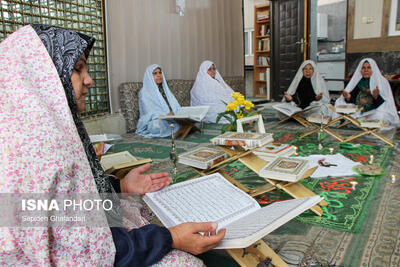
[111,107,399,266]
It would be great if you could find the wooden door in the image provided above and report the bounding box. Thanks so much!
[272,0,308,100]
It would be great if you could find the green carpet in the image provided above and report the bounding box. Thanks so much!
[113,118,394,233]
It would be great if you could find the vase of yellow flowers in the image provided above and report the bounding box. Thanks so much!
[216,92,256,133]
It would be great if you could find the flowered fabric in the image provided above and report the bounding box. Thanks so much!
[0,25,115,266]
[190,60,234,123]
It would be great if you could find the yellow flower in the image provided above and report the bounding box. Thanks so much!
[236,96,245,105]
[244,100,254,110]
[237,111,244,119]
[226,101,237,111]
[230,92,243,100]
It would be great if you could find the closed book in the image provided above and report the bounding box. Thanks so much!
[254,143,295,159]
[178,147,227,170]
[211,132,273,150]
[259,157,309,182]
[143,173,323,249]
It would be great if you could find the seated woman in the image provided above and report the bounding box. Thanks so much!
[334,58,399,127]
[136,65,181,138]
[190,60,234,123]
[0,24,225,266]
[276,60,331,119]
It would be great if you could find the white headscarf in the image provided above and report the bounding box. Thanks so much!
[136,64,181,137]
[285,60,330,104]
[0,25,114,265]
[335,58,399,126]
[190,60,234,123]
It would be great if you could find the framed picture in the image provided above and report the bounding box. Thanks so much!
[389,0,400,36]
[236,114,265,133]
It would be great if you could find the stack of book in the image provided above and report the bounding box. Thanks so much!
[259,156,309,182]
[211,132,273,149]
[254,143,295,159]
[256,56,270,66]
[178,147,227,170]
[257,38,270,51]
[256,11,270,22]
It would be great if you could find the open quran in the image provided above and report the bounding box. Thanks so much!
[211,132,273,149]
[334,104,359,114]
[273,103,315,117]
[359,119,386,128]
[100,151,152,178]
[259,156,309,182]
[178,147,227,170]
[143,173,322,249]
[254,143,295,159]
[159,106,210,122]
[306,114,331,125]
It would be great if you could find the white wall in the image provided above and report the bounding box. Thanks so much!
[353,0,383,39]
[106,0,244,112]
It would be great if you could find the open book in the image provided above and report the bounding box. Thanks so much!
[334,104,359,114]
[273,103,315,117]
[306,114,331,125]
[178,147,227,170]
[158,106,210,122]
[100,151,152,178]
[143,173,322,249]
[259,156,310,182]
[359,119,386,128]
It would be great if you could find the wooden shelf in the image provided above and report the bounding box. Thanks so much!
[256,35,270,38]
[253,3,272,100]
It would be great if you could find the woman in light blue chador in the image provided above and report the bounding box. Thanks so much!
[136,64,181,138]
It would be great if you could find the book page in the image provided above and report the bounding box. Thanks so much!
[143,173,260,229]
[217,196,322,249]
[159,106,210,122]
[273,103,302,117]
[176,106,210,121]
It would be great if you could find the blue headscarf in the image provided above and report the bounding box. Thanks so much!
[136,64,181,138]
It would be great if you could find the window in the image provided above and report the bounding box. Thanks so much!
[0,0,109,116]
[389,0,400,36]
[244,29,254,56]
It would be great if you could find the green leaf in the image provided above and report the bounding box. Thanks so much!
[221,124,230,133]
[246,110,258,117]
